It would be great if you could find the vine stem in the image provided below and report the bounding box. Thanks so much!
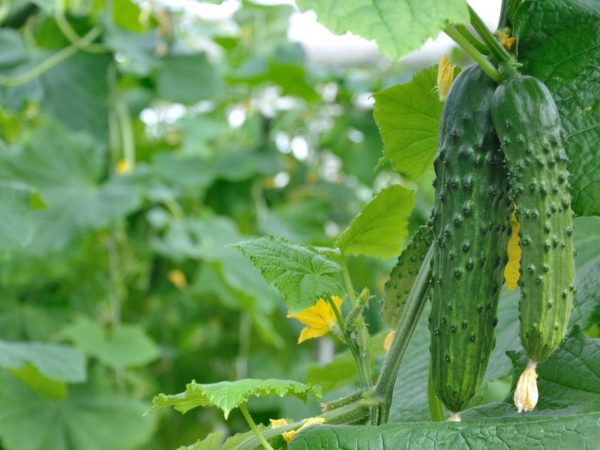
[454,24,489,54]
[239,404,274,450]
[444,26,501,82]
[467,5,514,65]
[0,26,102,87]
[114,100,136,170]
[427,360,445,421]
[373,245,433,423]
[54,1,107,53]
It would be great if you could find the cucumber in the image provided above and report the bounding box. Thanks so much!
[429,65,512,415]
[383,226,433,329]
[491,76,575,364]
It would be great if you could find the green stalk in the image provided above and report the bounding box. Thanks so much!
[326,297,371,388]
[373,245,433,423]
[114,100,136,170]
[427,360,445,421]
[239,404,274,450]
[54,10,107,53]
[455,24,489,54]
[0,27,102,87]
[444,26,501,82]
[236,399,374,450]
[468,5,514,65]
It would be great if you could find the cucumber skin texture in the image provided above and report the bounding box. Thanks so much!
[491,76,575,362]
[429,65,512,413]
[383,226,433,329]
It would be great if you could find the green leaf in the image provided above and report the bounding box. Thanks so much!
[150,378,322,419]
[290,413,600,449]
[8,364,67,399]
[515,0,600,216]
[112,0,147,33]
[0,340,85,383]
[336,185,414,258]
[63,317,159,370]
[373,66,447,179]
[155,54,221,105]
[296,0,469,60]
[177,432,223,450]
[0,122,143,251]
[235,236,343,312]
[0,184,34,251]
[0,372,155,450]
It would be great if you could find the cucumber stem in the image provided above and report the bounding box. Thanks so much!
[468,5,514,65]
[240,404,274,450]
[444,26,502,82]
[373,245,433,423]
[455,24,489,54]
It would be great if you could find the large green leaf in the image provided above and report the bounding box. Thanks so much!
[63,317,159,370]
[292,332,600,448]
[336,185,414,259]
[0,340,85,383]
[515,0,600,216]
[0,122,143,251]
[296,0,468,60]
[155,54,221,105]
[150,378,321,419]
[235,236,343,312]
[373,66,446,180]
[0,372,154,450]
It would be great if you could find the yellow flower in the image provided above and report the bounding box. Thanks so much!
[287,296,343,344]
[115,159,132,174]
[496,30,516,50]
[168,269,187,289]
[514,360,538,412]
[504,211,521,291]
[281,417,326,443]
[269,418,288,429]
[436,55,456,102]
[384,331,395,353]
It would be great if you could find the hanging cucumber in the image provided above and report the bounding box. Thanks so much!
[383,226,433,330]
[491,75,575,412]
[429,65,512,419]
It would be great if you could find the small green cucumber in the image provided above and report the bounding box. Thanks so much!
[429,65,512,414]
[383,226,433,329]
[491,76,575,363]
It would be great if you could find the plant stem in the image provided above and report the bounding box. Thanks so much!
[239,404,274,450]
[373,245,433,423]
[0,27,102,87]
[497,0,510,28]
[341,259,357,307]
[114,100,136,170]
[327,297,371,388]
[454,24,489,54]
[236,399,374,450]
[468,5,514,65]
[54,6,107,53]
[444,26,501,82]
[427,360,445,421]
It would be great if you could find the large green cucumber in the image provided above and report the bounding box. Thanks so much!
[491,76,575,363]
[429,65,512,414]
[383,226,433,329]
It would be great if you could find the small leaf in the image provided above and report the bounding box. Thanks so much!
[63,318,159,370]
[296,0,469,60]
[150,378,322,419]
[373,65,456,179]
[177,432,223,450]
[0,185,35,251]
[336,185,414,258]
[0,340,86,383]
[235,236,343,312]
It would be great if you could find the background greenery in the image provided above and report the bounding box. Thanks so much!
[1,0,599,449]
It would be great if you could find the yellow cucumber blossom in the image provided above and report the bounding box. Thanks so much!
[115,159,132,174]
[514,360,539,413]
[436,55,456,102]
[496,30,516,50]
[168,269,187,289]
[269,418,288,429]
[281,417,326,443]
[504,210,521,291]
[383,331,395,353]
[287,296,343,344]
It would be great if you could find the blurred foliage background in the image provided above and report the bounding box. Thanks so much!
[0,1,439,449]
